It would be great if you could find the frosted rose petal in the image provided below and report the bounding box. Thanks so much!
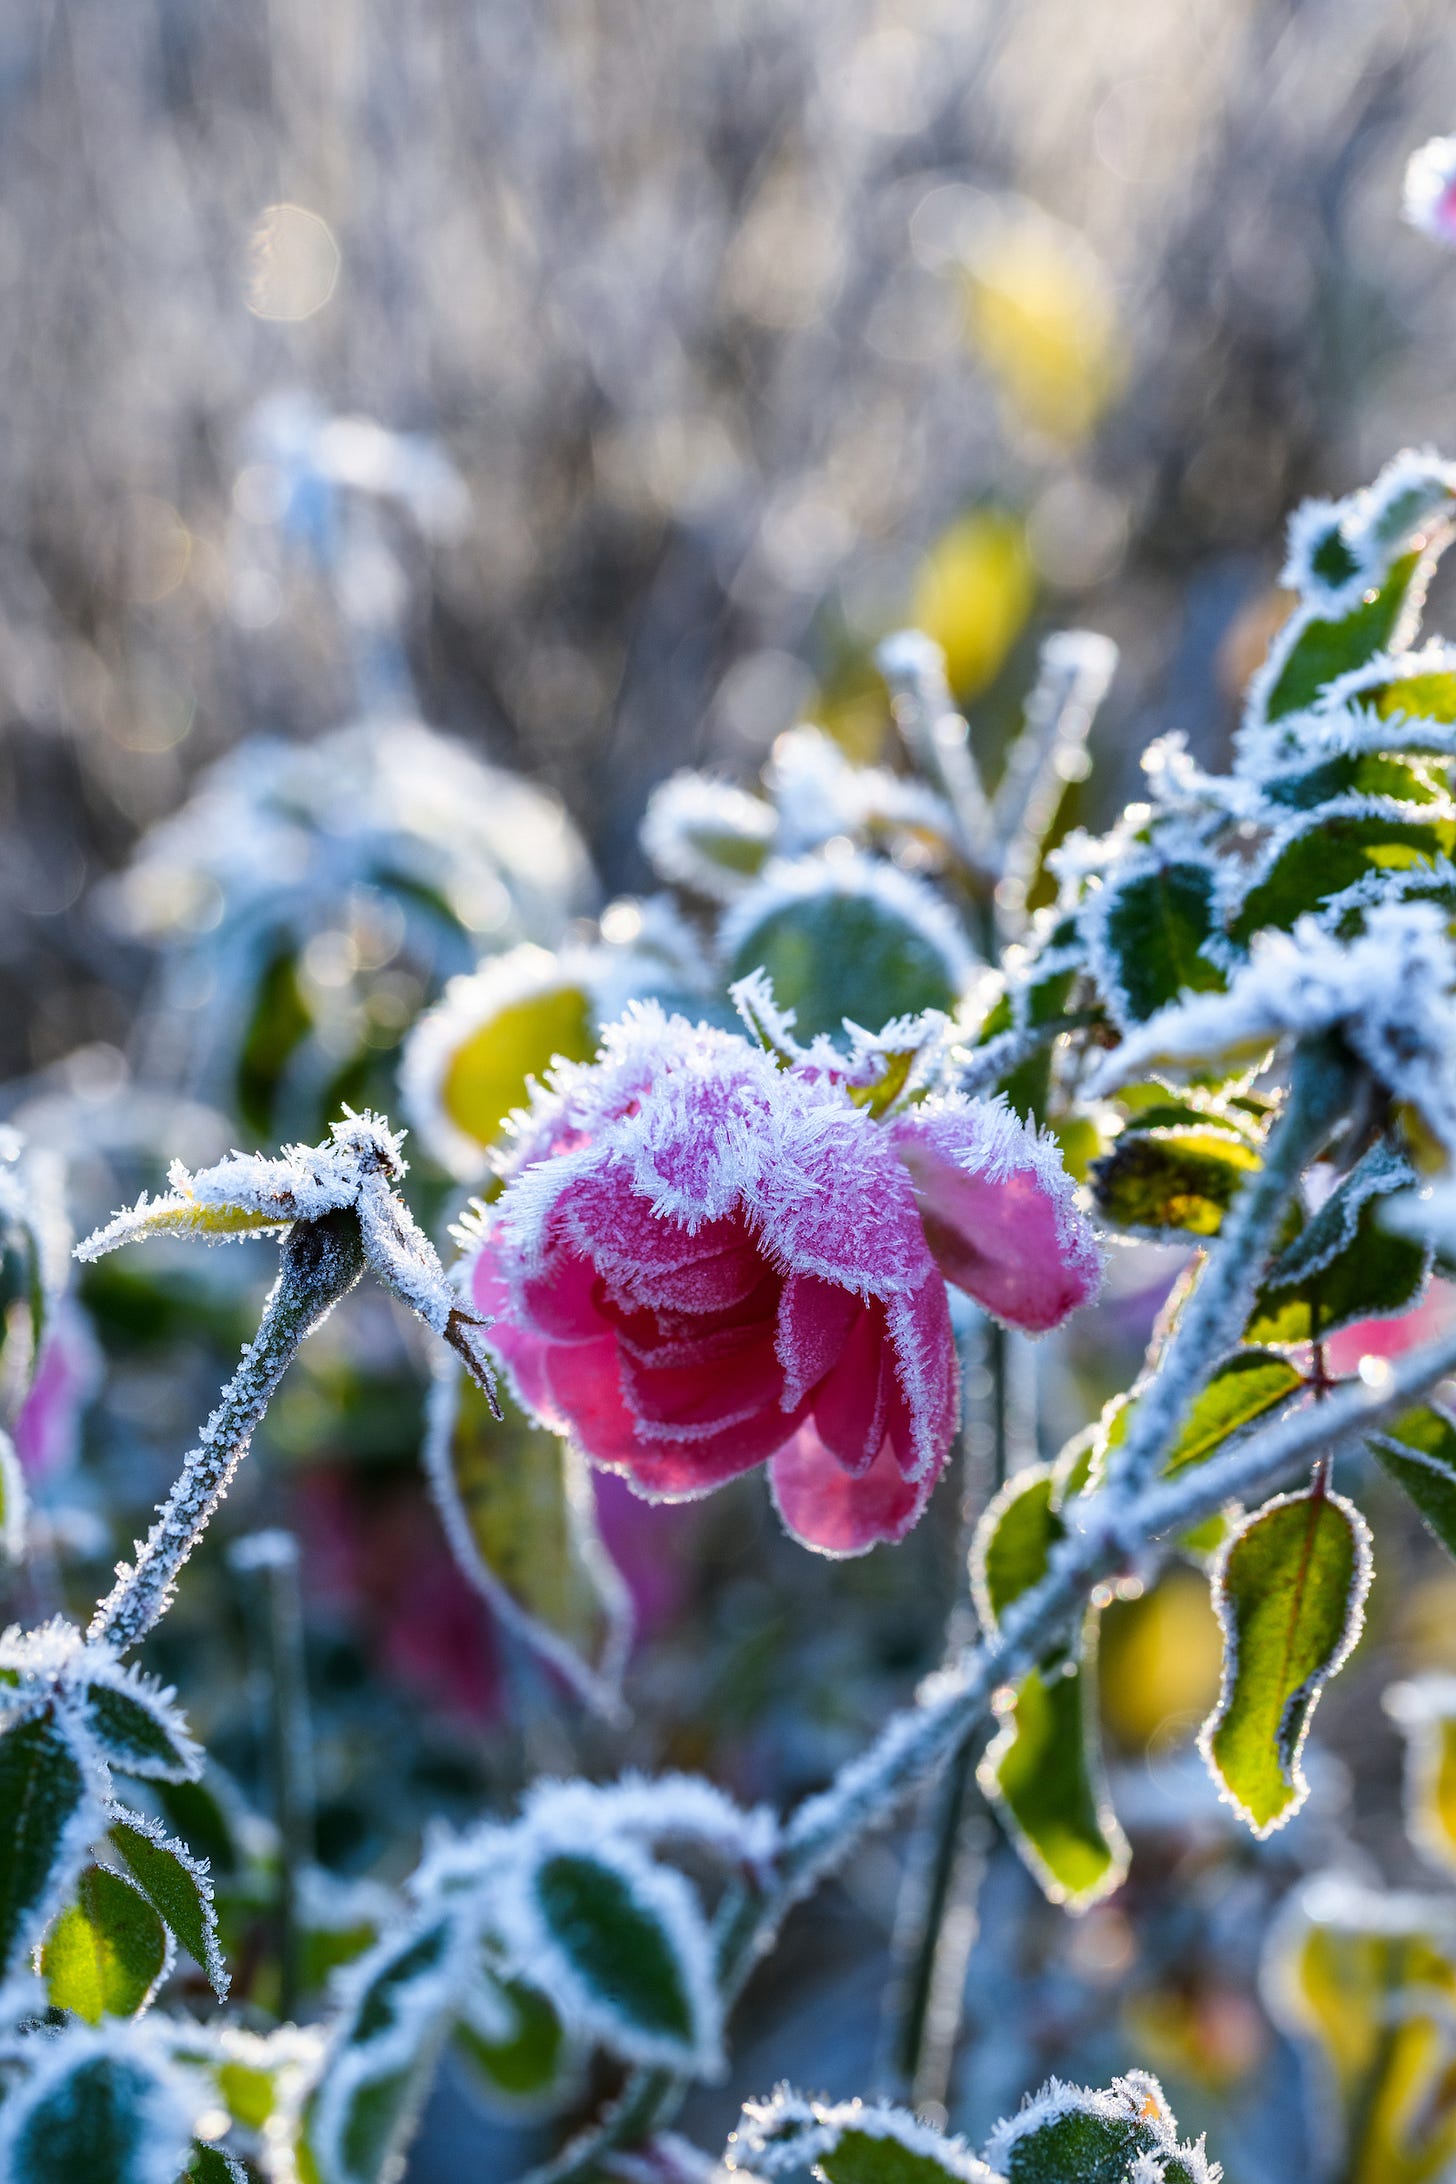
[893,1105,1098,1333]
[769,1422,938,1555]
[811,1303,892,1475]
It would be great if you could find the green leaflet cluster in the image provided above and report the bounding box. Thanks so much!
[292,1773,772,2184]
[0,1765,772,2184]
[726,2072,1219,2182]
[941,448,1456,1912]
[964,450,1456,1160]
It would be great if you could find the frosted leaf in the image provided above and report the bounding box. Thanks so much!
[423,1359,632,1719]
[76,1112,405,1262]
[106,1802,227,2001]
[109,716,591,962]
[763,723,962,864]
[1090,904,1456,1150]
[520,1773,778,1876]
[0,1700,106,1980]
[75,1110,498,1407]
[728,2087,996,2180]
[492,1817,723,2075]
[1406,136,1456,248]
[1141,733,1264,824]
[400,943,603,1180]
[992,629,1119,886]
[641,772,777,901]
[0,2019,201,2184]
[76,1654,203,1785]
[876,629,995,866]
[720,854,973,1045]
[730,968,807,1065]
[1199,1488,1373,1839]
[305,1903,474,2184]
[983,2070,1220,2183]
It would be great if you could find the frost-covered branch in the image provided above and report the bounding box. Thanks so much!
[88,1208,367,1651]
[1100,1035,1355,1499]
[81,1112,497,1652]
[781,1311,1456,1893]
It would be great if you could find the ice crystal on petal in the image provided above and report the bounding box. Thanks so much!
[471,1005,1092,1553]
[892,1093,1101,1332]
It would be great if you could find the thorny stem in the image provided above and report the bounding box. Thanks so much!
[532,1313,1456,2183]
[89,1210,367,1652]
[1101,1036,1357,1501]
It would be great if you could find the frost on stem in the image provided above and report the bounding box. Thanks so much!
[79,1112,497,1651]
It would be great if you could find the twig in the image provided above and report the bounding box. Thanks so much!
[89,1210,366,1651]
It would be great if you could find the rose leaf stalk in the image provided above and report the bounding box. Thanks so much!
[77,1112,497,1655]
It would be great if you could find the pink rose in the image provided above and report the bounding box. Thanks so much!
[469,1007,1098,1557]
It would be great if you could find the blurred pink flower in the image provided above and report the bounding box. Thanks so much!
[1326,1279,1456,1378]
[298,1469,504,1722]
[13,1303,101,1481]
[469,1006,1097,1556]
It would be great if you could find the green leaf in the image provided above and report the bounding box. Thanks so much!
[42,1865,170,2022]
[1362,660,1456,724]
[0,2037,191,2184]
[155,1774,241,1878]
[108,1810,227,1998]
[1228,808,1456,944]
[817,2129,981,2182]
[307,1913,461,2184]
[1247,1141,1430,1344]
[187,2148,247,2184]
[1090,1127,1260,1239]
[1201,1487,1372,1836]
[1091,861,1226,1025]
[732,2090,995,2182]
[524,1842,718,2072]
[84,1676,199,1782]
[425,1364,630,1717]
[1260,548,1428,722]
[1368,1403,1456,1562]
[970,1465,1060,1632]
[1161,1349,1305,1476]
[1263,750,1449,811]
[453,1972,578,2115]
[725,867,964,1043]
[978,1623,1130,1910]
[435,974,597,1157]
[0,1710,92,1977]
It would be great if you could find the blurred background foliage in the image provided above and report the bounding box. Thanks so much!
[9,0,1456,1073]
[9,3,1456,2179]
